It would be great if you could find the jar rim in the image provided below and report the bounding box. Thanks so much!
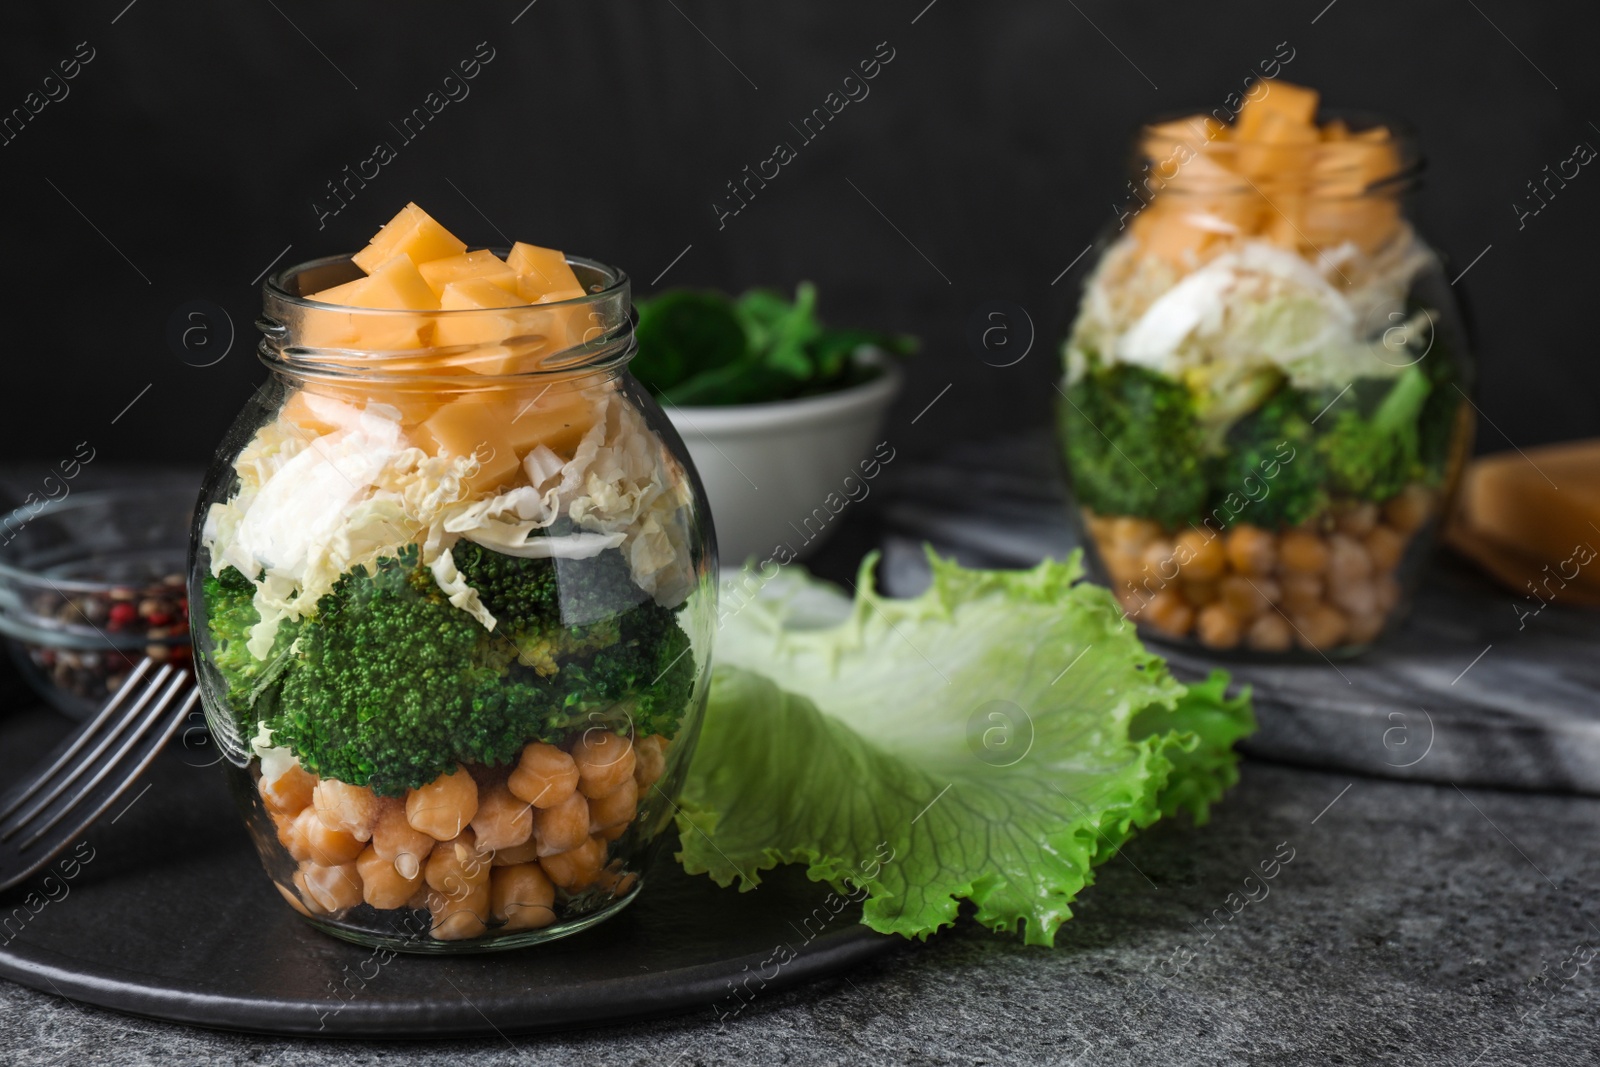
[259,251,635,382]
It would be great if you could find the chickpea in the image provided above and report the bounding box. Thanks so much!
[1109,516,1161,551]
[540,836,606,889]
[1326,534,1373,585]
[1084,510,1116,544]
[1196,602,1243,650]
[1365,525,1407,573]
[508,743,580,809]
[1280,573,1324,612]
[1141,539,1180,583]
[259,763,316,815]
[1336,502,1380,538]
[1219,574,1277,619]
[1117,587,1151,619]
[1101,546,1144,587]
[298,861,363,914]
[571,732,637,799]
[313,779,380,841]
[1383,484,1434,533]
[490,841,542,867]
[491,864,557,931]
[1330,580,1377,619]
[275,881,314,919]
[588,778,638,833]
[1175,528,1227,582]
[1246,612,1294,652]
[357,844,423,910]
[406,765,479,841]
[1278,530,1329,574]
[535,791,591,856]
[287,808,364,865]
[633,735,667,792]
[1183,579,1220,607]
[1142,588,1195,638]
[1293,604,1349,651]
[470,782,534,853]
[425,829,491,899]
[430,883,491,941]
[599,821,630,843]
[371,798,436,880]
[1225,525,1277,576]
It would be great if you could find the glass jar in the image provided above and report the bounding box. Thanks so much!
[1059,106,1474,657]
[189,252,715,952]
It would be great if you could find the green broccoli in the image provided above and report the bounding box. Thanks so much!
[1318,365,1432,501]
[202,543,697,796]
[1059,362,1210,527]
[1206,386,1326,527]
[200,566,299,736]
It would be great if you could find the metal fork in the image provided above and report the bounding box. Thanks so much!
[0,657,199,891]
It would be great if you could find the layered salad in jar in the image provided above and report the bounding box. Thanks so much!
[1061,81,1469,654]
[194,204,705,945]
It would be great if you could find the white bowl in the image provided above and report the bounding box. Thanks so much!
[664,353,903,565]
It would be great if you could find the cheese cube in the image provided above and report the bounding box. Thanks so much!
[1235,81,1319,142]
[501,385,597,457]
[435,278,528,353]
[508,242,583,301]
[419,250,520,298]
[351,203,467,275]
[415,397,523,491]
[308,255,440,311]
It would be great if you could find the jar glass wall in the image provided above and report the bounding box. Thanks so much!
[1058,105,1474,658]
[189,253,715,952]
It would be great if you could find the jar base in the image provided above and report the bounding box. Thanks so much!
[299,878,645,955]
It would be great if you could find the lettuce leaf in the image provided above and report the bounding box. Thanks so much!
[675,550,1255,946]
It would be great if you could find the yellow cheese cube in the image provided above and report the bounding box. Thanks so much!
[501,384,598,457]
[419,250,520,298]
[1237,109,1320,182]
[309,255,441,311]
[351,203,467,275]
[1235,81,1319,142]
[435,277,527,352]
[415,397,524,491]
[508,242,583,301]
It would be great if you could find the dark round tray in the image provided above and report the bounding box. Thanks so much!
[0,705,891,1037]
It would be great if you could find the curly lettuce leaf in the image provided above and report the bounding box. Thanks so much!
[676,550,1255,946]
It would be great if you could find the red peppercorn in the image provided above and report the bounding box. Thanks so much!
[108,602,137,627]
[147,613,173,627]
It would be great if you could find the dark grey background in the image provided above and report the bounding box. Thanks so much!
[1,1,1595,470]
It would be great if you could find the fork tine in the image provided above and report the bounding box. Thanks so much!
[18,676,197,851]
[0,663,176,841]
[0,658,155,821]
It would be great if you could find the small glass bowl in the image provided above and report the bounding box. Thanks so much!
[0,487,195,719]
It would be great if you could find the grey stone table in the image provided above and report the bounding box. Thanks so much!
[4,760,1598,1066]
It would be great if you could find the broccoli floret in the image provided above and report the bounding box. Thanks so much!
[1413,329,1465,485]
[1059,362,1210,527]
[200,565,299,735]
[1318,365,1432,501]
[1206,387,1326,527]
[206,543,697,796]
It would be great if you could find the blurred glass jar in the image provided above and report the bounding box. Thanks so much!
[1059,105,1474,657]
[189,252,715,951]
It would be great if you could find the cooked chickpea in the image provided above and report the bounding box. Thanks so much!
[1117,587,1151,618]
[1141,539,1180,582]
[406,765,479,841]
[286,808,364,865]
[1195,603,1243,650]
[371,798,436,880]
[1365,525,1407,573]
[571,731,637,799]
[1278,530,1329,574]
[599,822,629,843]
[298,861,363,914]
[1293,604,1349,651]
[1175,529,1226,582]
[1383,484,1434,533]
[1219,574,1277,619]
[259,763,317,815]
[275,881,314,918]
[507,743,580,809]
[588,778,638,833]
[490,840,542,867]
[540,836,606,889]
[1330,580,1377,619]
[1084,510,1116,544]
[1280,573,1324,612]
[470,782,534,853]
[1101,546,1144,586]
[1109,516,1161,551]
[425,830,491,898]
[633,735,667,792]
[491,864,557,931]
[1225,525,1277,576]
[313,779,380,841]
[1336,502,1380,538]
[1326,534,1373,585]
[1142,588,1195,638]
[1245,612,1294,652]
[430,883,491,941]
[1183,579,1219,607]
[356,844,423,910]
[534,791,591,856]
